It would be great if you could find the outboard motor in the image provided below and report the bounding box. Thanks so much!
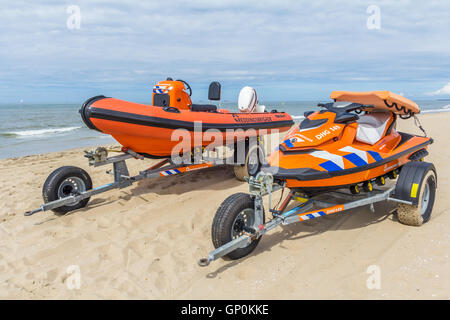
[238,86,266,113]
[238,86,257,113]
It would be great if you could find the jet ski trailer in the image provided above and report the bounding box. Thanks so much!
[198,165,436,266]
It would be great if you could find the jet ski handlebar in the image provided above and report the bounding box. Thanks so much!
[318,102,374,114]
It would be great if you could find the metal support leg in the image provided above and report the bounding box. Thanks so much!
[113,160,132,188]
[254,195,265,228]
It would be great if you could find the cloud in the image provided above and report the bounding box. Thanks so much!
[427,83,450,96]
[0,0,450,102]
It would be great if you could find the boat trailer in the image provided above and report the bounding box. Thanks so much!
[198,171,416,266]
[25,143,264,216]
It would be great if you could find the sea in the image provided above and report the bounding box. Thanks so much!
[0,100,449,159]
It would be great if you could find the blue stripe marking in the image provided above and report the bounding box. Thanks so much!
[319,160,342,172]
[284,139,293,148]
[307,214,315,219]
[344,153,367,166]
[93,183,114,191]
[174,169,181,173]
[317,211,326,216]
[166,171,173,175]
[368,150,383,162]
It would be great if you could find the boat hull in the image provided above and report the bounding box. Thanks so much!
[264,132,433,191]
[80,96,294,157]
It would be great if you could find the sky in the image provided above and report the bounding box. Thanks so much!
[1,0,450,103]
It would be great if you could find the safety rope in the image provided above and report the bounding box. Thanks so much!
[383,100,414,119]
[274,188,285,210]
[413,114,427,137]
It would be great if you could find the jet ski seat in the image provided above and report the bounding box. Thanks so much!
[356,111,393,145]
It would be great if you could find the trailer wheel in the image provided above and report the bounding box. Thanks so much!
[394,162,437,226]
[42,166,92,214]
[212,193,264,260]
[233,143,265,181]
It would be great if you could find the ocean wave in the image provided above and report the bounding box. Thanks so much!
[1,126,81,137]
[421,108,450,114]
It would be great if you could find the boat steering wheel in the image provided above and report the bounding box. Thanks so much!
[176,79,192,96]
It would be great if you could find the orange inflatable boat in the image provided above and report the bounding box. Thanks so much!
[80,79,294,158]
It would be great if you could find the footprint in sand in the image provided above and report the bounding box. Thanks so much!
[151,271,167,292]
[61,215,85,228]
[152,244,168,257]
[147,258,163,273]
[155,223,175,234]
[167,224,188,240]
[25,272,35,281]
[122,245,143,268]
[84,230,110,242]
[96,216,111,229]
[46,268,59,283]
[190,210,207,232]
[127,239,147,256]
[237,266,258,280]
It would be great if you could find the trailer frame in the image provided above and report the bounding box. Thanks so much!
[198,171,412,266]
[24,143,262,216]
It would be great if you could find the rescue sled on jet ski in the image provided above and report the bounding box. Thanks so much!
[25,79,293,216]
[200,91,437,266]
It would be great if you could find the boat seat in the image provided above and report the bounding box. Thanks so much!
[356,112,392,145]
[190,104,218,112]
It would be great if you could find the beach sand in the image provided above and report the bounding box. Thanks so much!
[0,113,448,299]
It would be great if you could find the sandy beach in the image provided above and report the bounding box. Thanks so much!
[0,112,448,299]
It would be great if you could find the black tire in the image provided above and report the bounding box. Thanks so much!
[362,181,373,192]
[212,193,264,260]
[350,185,360,194]
[394,161,437,226]
[233,143,265,181]
[375,176,386,186]
[388,170,398,179]
[42,166,92,214]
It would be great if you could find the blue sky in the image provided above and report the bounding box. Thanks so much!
[1,0,450,103]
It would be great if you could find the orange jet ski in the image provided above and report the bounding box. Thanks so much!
[80,79,294,158]
[264,91,433,194]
